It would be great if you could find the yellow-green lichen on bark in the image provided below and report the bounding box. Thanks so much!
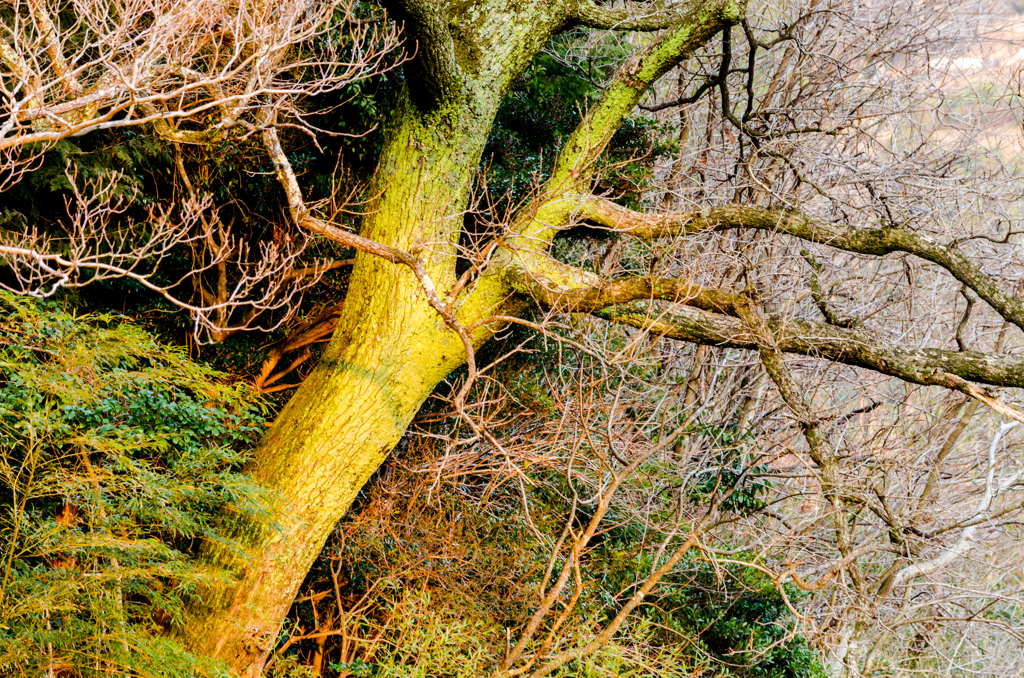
[180,3,750,674]
[546,0,745,197]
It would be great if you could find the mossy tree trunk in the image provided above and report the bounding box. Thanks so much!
[180,1,595,672]
[182,82,505,678]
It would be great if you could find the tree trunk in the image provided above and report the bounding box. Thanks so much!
[182,306,466,674]
[174,13,563,654]
[179,83,504,672]
[176,0,737,671]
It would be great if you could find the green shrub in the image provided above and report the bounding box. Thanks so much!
[0,292,269,677]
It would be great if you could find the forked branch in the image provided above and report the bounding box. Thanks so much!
[553,196,1024,333]
[595,301,1024,421]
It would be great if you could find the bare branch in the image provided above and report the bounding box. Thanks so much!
[0,0,400,175]
[891,422,1022,588]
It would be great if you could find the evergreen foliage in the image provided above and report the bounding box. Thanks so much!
[0,293,269,677]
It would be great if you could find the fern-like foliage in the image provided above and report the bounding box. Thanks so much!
[0,292,269,677]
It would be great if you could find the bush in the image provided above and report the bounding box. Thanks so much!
[0,292,269,677]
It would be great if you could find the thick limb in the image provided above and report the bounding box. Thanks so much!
[570,197,1024,332]
[496,249,1024,397]
[595,301,1024,419]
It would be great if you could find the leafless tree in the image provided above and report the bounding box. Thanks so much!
[4,0,1024,673]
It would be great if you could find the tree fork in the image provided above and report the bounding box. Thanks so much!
[177,1,745,672]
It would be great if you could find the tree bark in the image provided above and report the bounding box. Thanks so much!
[181,96,496,675]
[178,1,578,672]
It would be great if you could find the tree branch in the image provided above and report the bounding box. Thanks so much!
[498,248,740,314]
[956,286,977,351]
[262,120,483,377]
[492,239,1024,419]
[593,301,1024,420]
[1,0,398,165]
[801,250,860,328]
[542,0,745,200]
[566,197,1024,333]
[570,0,702,31]
[27,0,82,95]
[496,245,1024,409]
[891,422,1022,588]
